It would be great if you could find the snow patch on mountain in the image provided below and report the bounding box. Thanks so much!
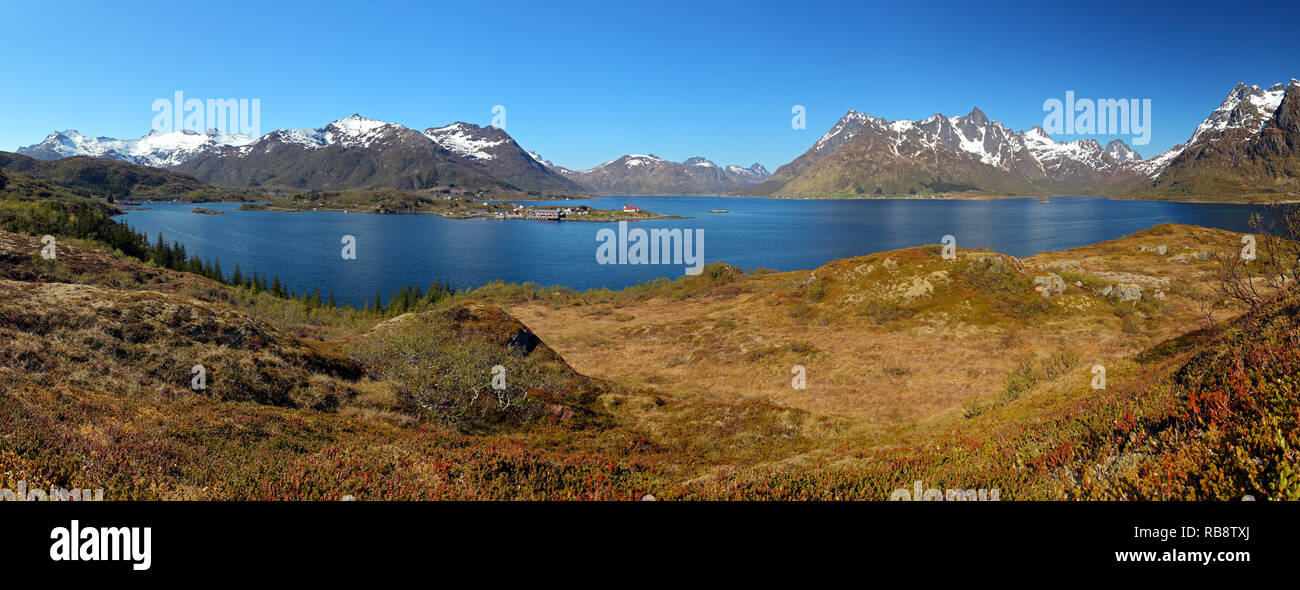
[322,115,399,148]
[423,122,508,160]
[271,128,329,149]
[19,128,255,167]
[684,156,717,168]
[560,155,769,184]
[1104,139,1142,162]
[1188,83,1288,145]
[328,114,388,139]
[1135,143,1186,176]
[526,151,553,167]
[808,105,1164,181]
[813,110,881,152]
[622,155,663,167]
[254,115,397,151]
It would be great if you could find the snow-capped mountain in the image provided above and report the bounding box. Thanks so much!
[18,128,255,168]
[1144,80,1300,196]
[550,154,770,195]
[761,79,1300,198]
[246,114,405,151]
[723,162,772,184]
[423,122,510,160]
[421,122,585,193]
[1188,82,1289,146]
[17,78,1297,199]
[171,114,525,192]
[1104,139,1142,163]
[527,151,553,167]
[760,106,1154,197]
[21,115,583,194]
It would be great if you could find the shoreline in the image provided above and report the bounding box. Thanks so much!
[124,200,687,222]
[121,191,1300,208]
[733,192,1298,204]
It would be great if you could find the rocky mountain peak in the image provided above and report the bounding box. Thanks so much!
[1104,139,1141,162]
[422,122,515,160]
[684,156,716,167]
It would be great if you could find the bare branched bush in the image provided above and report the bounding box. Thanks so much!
[1215,202,1300,310]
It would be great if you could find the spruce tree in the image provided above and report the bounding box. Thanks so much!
[152,232,166,265]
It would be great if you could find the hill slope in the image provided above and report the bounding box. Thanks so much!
[0,151,249,200]
[0,229,640,499]
[1,212,1294,500]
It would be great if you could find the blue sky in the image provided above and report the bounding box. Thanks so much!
[2,0,1297,170]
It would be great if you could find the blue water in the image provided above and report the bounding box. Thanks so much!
[117,196,1276,307]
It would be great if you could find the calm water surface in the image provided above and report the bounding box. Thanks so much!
[118,196,1276,306]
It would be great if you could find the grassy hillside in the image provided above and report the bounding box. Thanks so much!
[0,151,255,201]
[0,200,1295,499]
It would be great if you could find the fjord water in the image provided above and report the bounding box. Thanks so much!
[118,197,1275,307]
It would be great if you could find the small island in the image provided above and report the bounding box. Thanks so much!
[190,207,225,215]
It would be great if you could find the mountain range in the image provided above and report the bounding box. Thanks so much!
[15,79,1300,200]
[18,116,762,197]
[751,79,1300,199]
[170,115,573,196]
[545,154,769,195]
[15,128,255,168]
